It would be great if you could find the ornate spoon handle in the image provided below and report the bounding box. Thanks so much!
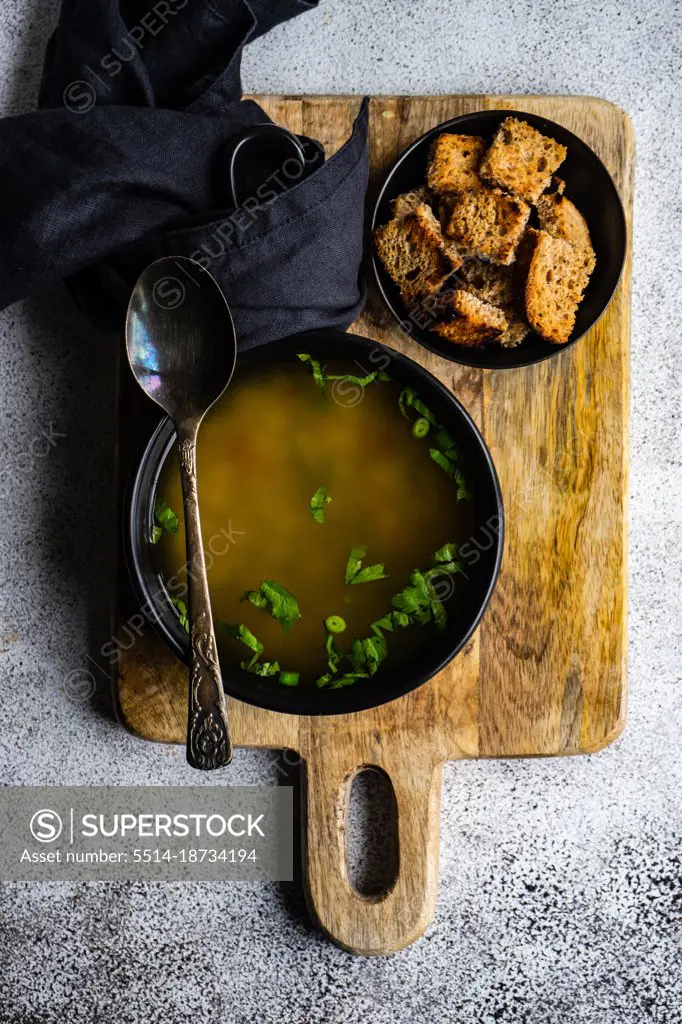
[177,422,232,770]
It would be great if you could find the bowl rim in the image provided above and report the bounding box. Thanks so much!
[125,329,505,716]
[370,108,628,371]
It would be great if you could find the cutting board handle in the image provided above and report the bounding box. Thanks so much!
[302,746,443,955]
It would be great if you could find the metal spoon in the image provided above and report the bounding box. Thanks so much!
[125,257,236,770]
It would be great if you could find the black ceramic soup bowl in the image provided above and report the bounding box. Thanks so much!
[126,329,503,716]
[371,109,627,370]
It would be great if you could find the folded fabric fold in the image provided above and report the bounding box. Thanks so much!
[0,0,369,347]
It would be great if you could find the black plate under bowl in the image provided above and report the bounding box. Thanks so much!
[371,109,627,370]
[126,329,503,716]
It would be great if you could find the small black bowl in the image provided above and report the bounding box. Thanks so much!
[126,329,503,716]
[371,110,627,370]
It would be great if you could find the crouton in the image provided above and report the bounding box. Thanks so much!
[430,289,508,347]
[456,261,515,307]
[499,308,530,348]
[443,187,530,265]
[426,134,486,194]
[455,262,529,347]
[391,187,432,219]
[536,193,596,274]
[523,229,592,344]
[374,204,462,306]
[480,117,567,203]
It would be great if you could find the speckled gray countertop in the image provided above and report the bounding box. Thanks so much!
[0,1,680,1021]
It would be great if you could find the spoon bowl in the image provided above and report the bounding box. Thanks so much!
[126,258,236,420]
[125,256,237,770]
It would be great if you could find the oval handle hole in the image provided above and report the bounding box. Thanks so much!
[346,766,399,898]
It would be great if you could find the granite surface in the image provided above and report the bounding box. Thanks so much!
[0,0,681,1021]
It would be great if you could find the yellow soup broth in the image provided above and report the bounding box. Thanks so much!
[153,358,472,687]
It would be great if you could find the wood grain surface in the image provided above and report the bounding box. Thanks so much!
[114,95,633,955]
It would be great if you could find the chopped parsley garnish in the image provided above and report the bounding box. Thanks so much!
[348,634,387,677]
[371,610,411,633]
[152,499,179,541]
[171,596,189,634]
[220,623,299,685]
[316,670,370,690]
[309,485,332,523]
[384,546,463,633]
[344,546,388,586]
[389,569,435,624]
[433,542,458,563]
[243,579,301,634]
[315,545,463,689]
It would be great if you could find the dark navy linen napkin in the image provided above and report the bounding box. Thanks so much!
[0,0,369,347]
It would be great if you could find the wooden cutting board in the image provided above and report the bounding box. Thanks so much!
[114,95,633,956]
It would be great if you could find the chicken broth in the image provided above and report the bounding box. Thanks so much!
[152,356,472,688]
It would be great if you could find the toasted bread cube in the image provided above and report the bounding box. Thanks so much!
[499,308,530,348]
[430,289,508,347]
[523,229,592,344]
[443,188,530,265]
[456,260,515,307]
[536,193,596,274]
[480,117,567,203]
[391,187,432,219]
[374,204,462,306]
[427,134,486,194]
[454,263,529,347]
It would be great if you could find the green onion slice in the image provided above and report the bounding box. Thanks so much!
[221,623,264,668]
[241,660,280,677]
[412,417,430,439]
[325,615,346,634]
[296,353,326,394]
